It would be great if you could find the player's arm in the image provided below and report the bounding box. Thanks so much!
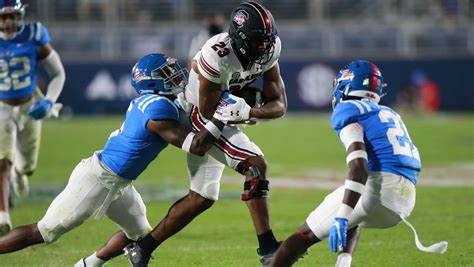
[328,122,368,253]
[250,63,287,119]
[147,118,225,156]
[193,60,222,120]
[38,44,65,103]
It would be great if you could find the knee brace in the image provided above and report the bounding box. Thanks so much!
[236,160,269,201]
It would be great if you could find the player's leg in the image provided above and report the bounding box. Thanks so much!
[205,125,280,260]
[76,185,152,267]
[0,103,15,235]
[125,153,222,265]
[269,223,320,266]
[336,226,360,267]
[10,104,42,198]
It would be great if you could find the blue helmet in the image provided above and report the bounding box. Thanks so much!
[332,60,386,109]
[131,53,189,96]
[0,0,26,40]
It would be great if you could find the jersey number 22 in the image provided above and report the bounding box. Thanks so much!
[0,57,32,91]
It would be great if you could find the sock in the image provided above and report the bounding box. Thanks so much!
[137,234,161,255]
[335,252,352,267]
[0,211,11,224]
[84,252,106,267]
[257,230,278,255]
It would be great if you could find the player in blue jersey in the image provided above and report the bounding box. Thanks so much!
[269,60,447,267]
[0,0,66,235]
[0,53,248,262]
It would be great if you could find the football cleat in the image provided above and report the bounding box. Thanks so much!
[124,242,153,267]
[257,241,308,266]
[73,258,86,267]
[0,214,12,236]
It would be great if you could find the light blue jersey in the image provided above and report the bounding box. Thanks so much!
[0,22,50,100]
[99,94,180,180]
[332,100,421,184]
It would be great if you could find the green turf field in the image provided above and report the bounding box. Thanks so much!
[2,113,474,266]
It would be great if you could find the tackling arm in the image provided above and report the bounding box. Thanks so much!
[249,64,287,119]
[147,118,225,156]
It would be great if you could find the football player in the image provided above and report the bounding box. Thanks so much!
[0,54,244,264]
[269,60,447,267]
[122,2,291,266]
[0,0,66,235]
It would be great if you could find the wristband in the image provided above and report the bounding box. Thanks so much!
[336,203,354,219]
[344,180,365,195]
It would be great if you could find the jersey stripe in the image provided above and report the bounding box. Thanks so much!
[189,106,255,161]
[137,95,157,110]
[346,100,365,114]
[28,23,34,40]
[199,56,220,78]
[359,101,372,112]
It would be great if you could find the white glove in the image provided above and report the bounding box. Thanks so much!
[213,92,251,124]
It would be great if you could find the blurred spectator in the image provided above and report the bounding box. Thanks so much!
[412,69,441,112]
[78,0,112,21]
[187,14,226,61]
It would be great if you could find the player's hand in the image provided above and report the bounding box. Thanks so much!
[28,99,53,120]
[328,217,348,253]
[213,92,251,124]
[174,92,192,113]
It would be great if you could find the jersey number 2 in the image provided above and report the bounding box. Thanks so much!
[0,57,32,91]
[211,42,230,57]
[378,109,420,161]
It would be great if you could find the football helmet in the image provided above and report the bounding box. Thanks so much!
[131,53,189,96]
[332,60,386,109]
[0,0,26,40]
[228,2,277,65]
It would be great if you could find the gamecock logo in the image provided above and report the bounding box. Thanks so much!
[233,10,248,28]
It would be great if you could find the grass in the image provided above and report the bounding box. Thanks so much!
[1,113,473,266]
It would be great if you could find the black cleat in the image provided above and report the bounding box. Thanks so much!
[124,242,153,267]
[257,241,308,266]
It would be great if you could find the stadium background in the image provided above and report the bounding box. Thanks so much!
[3,1,474,266]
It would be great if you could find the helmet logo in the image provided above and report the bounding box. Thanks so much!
[132,65,149,84]
[365,92,376,99]
[233,10,248,28]
[340,70,354,81]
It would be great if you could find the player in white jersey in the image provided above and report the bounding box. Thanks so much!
[0,54,245,265]
[124,2,293,266]
[0,0,66,235]
[269,60,447,267]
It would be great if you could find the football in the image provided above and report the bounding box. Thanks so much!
[230,85,265,107]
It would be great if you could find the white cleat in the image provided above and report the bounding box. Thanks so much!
[73,258,86,267]
[10,170,29,198]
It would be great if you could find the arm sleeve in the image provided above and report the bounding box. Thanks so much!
[339,123,365,151]
[34,22,51,46]
[40,50,65,102]
[145,98,180,122]
[196,41,222,84]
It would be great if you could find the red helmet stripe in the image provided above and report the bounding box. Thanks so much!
[245,2,271,33]
[369,63,378,92]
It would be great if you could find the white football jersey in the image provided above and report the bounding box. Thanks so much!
[185,32,281,106]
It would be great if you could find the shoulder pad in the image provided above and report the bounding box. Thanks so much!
[331,100,371,131]
[197,34,229,84]
[28,22,51,46]
[138,95,179,122]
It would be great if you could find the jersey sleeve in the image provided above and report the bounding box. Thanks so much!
[263,36,281,72]
[144,98,180,122]
[33,22,51,46]
[196,40,222,84]
[331,101,366,133]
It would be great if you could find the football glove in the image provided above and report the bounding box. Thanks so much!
[174,92,193,113]
[213,92,251,124]
[328,217,348,253]
[28,99,53,120]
